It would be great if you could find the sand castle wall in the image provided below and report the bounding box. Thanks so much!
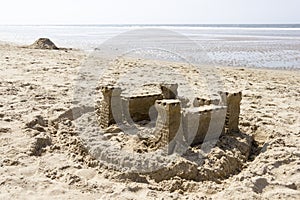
[183,106,227,146]
[122,94,162,122]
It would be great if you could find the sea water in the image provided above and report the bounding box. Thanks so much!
[0,24,299,69]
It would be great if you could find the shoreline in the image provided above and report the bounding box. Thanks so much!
[1,41,299,71]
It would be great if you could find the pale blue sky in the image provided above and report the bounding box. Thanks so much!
[0,0,299,24]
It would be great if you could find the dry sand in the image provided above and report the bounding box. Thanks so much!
[0,42,299,199]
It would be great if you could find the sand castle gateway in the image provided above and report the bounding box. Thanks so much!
[96,84,242,154]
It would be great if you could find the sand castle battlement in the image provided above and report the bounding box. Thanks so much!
[96,84,242,154]
[193,97,220,107]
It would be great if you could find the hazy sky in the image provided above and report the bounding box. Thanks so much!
[0,0,299,24]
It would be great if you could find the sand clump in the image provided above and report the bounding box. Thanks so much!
[28,133,52,156]
[29,38,59,50]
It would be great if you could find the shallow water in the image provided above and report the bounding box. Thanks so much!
[0,25,299,69]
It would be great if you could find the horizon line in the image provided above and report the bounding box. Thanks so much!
[0,23,299,26]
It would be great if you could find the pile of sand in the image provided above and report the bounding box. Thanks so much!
[29,38,59,50]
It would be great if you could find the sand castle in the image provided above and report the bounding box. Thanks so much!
[97,84,242,154]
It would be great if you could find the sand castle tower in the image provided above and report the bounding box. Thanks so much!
[154,99,181,154]
[99,86,122,129]
[160,83,178,99]
[219,91,242,133]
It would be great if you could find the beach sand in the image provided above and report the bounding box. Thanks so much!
[0,42,299,199]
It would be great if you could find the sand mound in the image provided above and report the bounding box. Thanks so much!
[29,38,59,50]
[22,110,255,193]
